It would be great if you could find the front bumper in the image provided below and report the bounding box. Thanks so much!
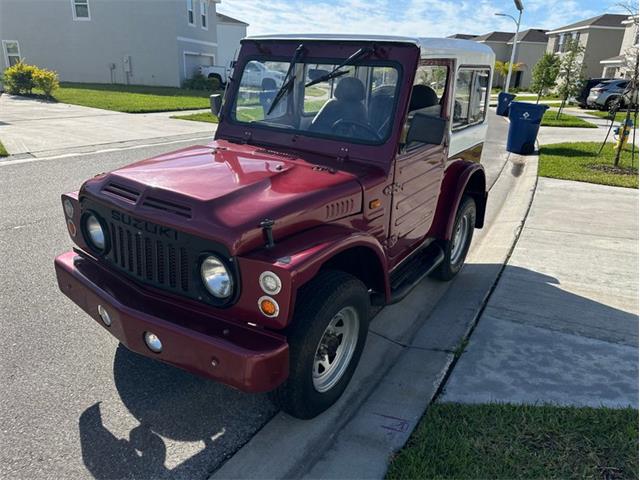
[54,251,289,392]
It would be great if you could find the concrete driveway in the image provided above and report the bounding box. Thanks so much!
[0,95,214,157]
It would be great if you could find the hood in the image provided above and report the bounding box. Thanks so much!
[82,140,364,254]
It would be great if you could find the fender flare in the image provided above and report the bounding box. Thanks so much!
[430,160,487,241]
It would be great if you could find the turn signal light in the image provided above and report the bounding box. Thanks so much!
[258,296,279,318]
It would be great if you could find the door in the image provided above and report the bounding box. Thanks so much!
[388,60,451,261]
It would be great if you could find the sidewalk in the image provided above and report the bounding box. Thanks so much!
[0,95,215,157]
[442,178,638,407]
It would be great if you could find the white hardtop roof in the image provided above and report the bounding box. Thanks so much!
[244,34,495,66]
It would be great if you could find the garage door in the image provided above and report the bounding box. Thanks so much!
[184,53,214,79]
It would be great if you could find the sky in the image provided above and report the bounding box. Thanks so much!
[217,0,629,38]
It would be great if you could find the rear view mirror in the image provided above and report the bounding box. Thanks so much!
[406,112,446,145]
[210,94,222,117]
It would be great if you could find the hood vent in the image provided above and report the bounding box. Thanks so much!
[326,199,355,220]
[142,196,192,219]
[102,182,141,204]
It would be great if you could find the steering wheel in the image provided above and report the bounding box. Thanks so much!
[331,120,381,141]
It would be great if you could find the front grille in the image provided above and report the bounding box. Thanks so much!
[108,221,190,293]
[80,196,237,307]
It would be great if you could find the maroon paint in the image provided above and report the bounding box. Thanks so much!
[55,251,288,392]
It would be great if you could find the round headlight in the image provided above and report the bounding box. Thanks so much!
[201,255,233,298]
[259,271,282,295]
[85,213,106,251]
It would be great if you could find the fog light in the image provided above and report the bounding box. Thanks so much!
[144,331,163,353]
[258,296,279,318]
[63,198,74,218]
[97,304,111,326]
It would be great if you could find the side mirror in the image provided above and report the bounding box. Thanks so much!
[406,112,446,146]
[210,94,222,117]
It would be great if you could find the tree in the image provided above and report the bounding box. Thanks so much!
[554,38,585,118]
[494,61,524,90]
[530,53,561,103]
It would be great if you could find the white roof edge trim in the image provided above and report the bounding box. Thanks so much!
[546,25,626,35]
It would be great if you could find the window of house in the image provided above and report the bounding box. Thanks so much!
[187,0,195,25]
[453,68,489,129]
[201,1,208,29]
[2,41,21,67]
[71,0,90,20]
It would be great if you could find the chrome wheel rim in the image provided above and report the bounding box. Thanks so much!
[312,306,359,393]
[450,213,470,265]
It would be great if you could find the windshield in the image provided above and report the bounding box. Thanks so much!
[230,57,401,144]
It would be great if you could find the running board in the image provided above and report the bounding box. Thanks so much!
[371,243,445,307]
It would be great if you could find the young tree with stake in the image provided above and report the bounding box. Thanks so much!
[555,39,585,119]
[530,53,560,104]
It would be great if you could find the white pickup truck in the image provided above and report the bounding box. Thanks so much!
[200,61,284,87]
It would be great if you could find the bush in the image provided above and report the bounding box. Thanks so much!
[3,60,37,95]
[3,61,59,97]
[33,68,59,97]
[182,72,221,91]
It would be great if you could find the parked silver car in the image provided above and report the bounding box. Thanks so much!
[587,79,634,110]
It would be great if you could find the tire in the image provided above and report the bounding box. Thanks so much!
[269,270,370,419]
[431,196,476,281]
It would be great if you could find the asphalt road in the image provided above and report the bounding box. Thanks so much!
[1,114,509,479]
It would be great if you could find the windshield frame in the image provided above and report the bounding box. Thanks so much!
[226,53,404,146]
[215,40,421,170]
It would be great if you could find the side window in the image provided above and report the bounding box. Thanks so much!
[453,68,489,129]
[71,0,90,20]
[402,63,448,148]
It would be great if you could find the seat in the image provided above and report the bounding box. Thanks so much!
[309,77,368,134]
[409,84,439,111]
[369,85,396,135]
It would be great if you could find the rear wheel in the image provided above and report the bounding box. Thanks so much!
[432,196,476,281]
[269,270,369,419]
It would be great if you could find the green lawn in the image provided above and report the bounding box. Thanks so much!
[387,403,638,480]
[514,94,561,102]
[586,109,639,124]
[539,141,638,188]
[0,140,8,157]
[171,112,219,123]
[35,83,220,113]
[540,110,598,128]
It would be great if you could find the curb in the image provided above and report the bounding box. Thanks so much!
[212,136,540,480]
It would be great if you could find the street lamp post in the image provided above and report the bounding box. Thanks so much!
[495,0,524,93]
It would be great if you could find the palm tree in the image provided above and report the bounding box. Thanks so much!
[495,60,524,90]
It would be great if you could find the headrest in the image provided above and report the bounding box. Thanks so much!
[334,77,365,102]
[262,77,277,90]
[410,84,438,111]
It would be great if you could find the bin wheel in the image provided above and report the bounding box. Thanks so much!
[522,142,536,155]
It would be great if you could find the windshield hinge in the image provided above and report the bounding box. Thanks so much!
[383,183,402,195]
[337,147,349,164]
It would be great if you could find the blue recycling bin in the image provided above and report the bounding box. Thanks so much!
[496,92,516,117]
[507,102,549,154]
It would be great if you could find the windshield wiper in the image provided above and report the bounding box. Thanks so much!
[267,43,305,116]
[304,46,374,88]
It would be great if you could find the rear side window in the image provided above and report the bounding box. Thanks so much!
[453,68,489,129]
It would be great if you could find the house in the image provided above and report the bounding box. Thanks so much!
[0,0,248,87]
[216,13,248,69]
[545,14,627,79]
[599,15,639,78]
[447,34,478,40]
[505,29,549,89]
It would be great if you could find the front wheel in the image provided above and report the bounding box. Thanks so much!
[432,196,476,281]
[269,270,370,419]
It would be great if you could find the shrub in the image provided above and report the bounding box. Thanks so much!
[182,72,221,91]
[33,68,59,97]
[2,61,59,97]
[3,60,37,95]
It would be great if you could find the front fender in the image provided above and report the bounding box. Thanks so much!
[243,224,389,327]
